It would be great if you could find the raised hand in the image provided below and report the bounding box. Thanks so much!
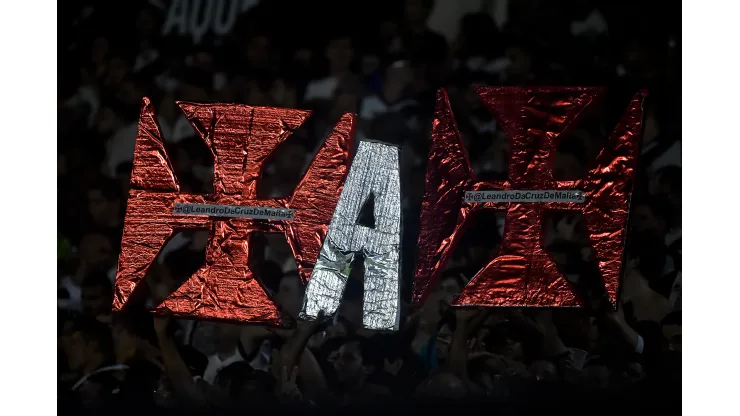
[608,299,627,326]
[276,366,302,403]
[296,309,327,338]
[275,310,328,387]
[454,307,479,324]
[240,324,273,341]
[153,315,171,336]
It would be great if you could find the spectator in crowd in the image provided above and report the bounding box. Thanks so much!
[303,34,357,106]
[80,272,114,322]
[357,60,427,168]
[59,318,117,408]
[200,324,245,384]
[83,180,124,241]
[275,271,307,321]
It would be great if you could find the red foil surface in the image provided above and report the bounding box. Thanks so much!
[413,87,646,308]
[113,98,354,324]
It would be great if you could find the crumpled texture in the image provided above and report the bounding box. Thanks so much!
[413,87,646,308]
[113,97,354,324]
[301,141,402,330]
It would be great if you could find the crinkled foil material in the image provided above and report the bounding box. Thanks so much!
[301,141,402,330]
[413,88,646,308]
[113,97,354,325]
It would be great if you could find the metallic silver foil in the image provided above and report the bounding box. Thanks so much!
[301,141,402,330]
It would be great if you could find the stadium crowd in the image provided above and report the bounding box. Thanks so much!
[58,0,681,411]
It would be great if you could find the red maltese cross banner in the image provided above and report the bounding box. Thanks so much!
[412,87,646,309]
[113,98,354,325]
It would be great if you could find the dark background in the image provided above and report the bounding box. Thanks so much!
[58,0,681,411]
